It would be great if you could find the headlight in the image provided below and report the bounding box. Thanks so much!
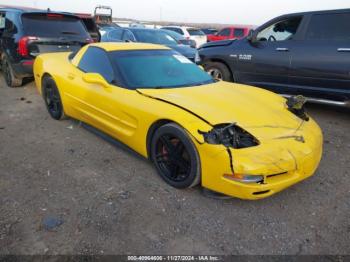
[194,50,201,63]
[224,173,264,184]
[198,123,259,149]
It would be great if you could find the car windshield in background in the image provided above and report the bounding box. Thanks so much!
[110,50,214,89]
[133,30,177,45]
[202,29,217,34]
[187,28,205,36]
[21,13,89,38]
[162,30,183,41]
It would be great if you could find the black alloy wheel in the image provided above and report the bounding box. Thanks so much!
[42,76,65,120]
[151,123,201,189]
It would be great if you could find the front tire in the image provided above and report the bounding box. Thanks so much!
[42,76,66,120]
[1,56,23,87]
[204,61,232,82]
[151,123,201,189]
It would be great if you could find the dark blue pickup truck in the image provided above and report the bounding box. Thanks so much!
[199,9,350,107]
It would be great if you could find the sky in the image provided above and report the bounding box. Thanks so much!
[2,0,349,25]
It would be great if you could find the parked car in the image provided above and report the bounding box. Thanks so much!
[201,28,218,41]
[201,28,218,36]
[207,26,251,42]
[0,7,92,87]
[74,13,101,42]
[97,23,120,30]
[33,42,322,199]
[199,9,350,106]
[101,27,200,63]
[161,29,196,48]
[161,26,207,47]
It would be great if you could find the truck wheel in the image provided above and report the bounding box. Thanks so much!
[204,62,232,82]
[1,56,23,87]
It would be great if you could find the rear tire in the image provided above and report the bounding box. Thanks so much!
[1,56,23,87]
[151,123,201,189]
[42,76,66,120]
[204,62,232,82]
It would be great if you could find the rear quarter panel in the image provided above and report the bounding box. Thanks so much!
[34,52,72,95]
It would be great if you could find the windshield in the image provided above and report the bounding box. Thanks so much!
[202,29,217,34]
[132,30,178,45]
[162,30,182,41]
[187,28,205,36]
[22,13,90,38]
[110,50,214,89]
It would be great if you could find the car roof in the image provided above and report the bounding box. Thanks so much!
[126,27,159,32]
[71,42,171,67]
[221,26,252,29]
[163,26,200,30]
[182,26,201,30]
[89,42,170,52]
[274,8,350,19]
[0,6,80,18]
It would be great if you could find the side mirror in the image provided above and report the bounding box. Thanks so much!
[247,29,257,43]
[82,73,109,88]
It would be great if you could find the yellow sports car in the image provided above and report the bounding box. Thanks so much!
[33,43,323,200]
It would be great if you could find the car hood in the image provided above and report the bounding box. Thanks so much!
[166,44,196,58]
[137,81,306,140]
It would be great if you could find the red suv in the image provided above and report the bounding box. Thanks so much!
[207,26,252,42]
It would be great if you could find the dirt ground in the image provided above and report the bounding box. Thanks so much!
[0,75,349,256]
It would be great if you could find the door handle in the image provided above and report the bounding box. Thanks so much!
[337,48,350,52]
[67,73,75,80]
[276,47,289,52]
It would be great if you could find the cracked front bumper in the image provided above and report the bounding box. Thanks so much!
[197,119,323,200]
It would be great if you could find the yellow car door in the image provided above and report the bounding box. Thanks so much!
[67,46,140,143]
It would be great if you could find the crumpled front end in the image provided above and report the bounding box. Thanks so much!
[197,117,323,200]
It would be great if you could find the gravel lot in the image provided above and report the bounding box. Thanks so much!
[0,75,349,255]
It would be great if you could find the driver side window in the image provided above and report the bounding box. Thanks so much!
[78,47,114,83]
[257,16,302,42]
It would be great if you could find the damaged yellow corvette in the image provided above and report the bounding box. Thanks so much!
[33,43,323,200]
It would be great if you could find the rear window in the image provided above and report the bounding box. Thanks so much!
[21,13,90,38]
[306,13,350,41]
[233,28,245,37]
[163,27,184,35]
[187,28,205,36]
[202,29,217,34]
[81,18,97,32]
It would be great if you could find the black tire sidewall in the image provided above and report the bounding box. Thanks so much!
[42,76,64,120]
[1,56,22,87]
[205,62,232,82]
[151,123,201,189]
[2,57,12,87]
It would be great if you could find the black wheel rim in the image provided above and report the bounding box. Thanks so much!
[44,82,61,116]
[155,134,192,182]
[3,61,11,86]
